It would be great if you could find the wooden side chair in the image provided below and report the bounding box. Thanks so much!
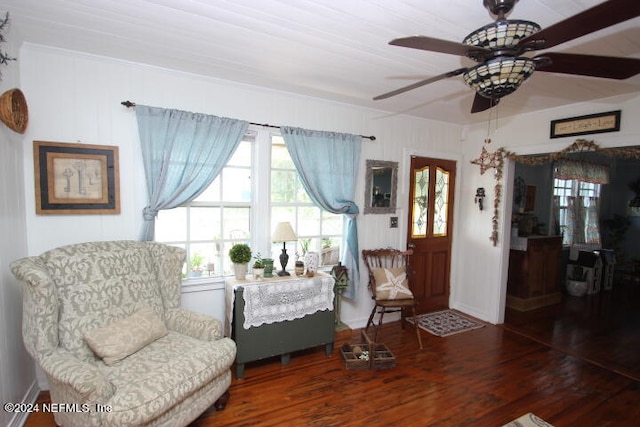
[362,248,423,349]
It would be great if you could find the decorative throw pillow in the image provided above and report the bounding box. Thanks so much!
[372,267,413,300]
[83,304,168,365]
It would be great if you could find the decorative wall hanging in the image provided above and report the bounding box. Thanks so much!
[470,138,640,246]
[34,141,120,215]
[0,88,28,133]
[550,110,621,139]
[0,12,16,74]
[470,137,504,245]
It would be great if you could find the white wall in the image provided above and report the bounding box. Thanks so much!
[0,35,38,427]
[457,92,640,324]
[19,43,463,330]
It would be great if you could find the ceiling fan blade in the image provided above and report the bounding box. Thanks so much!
[519,0,640,51]
[373,68,468,100]
[471,94,499,114]
[390,36,491,59]
[534,52,640,79]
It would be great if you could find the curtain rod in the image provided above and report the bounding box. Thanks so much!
[121,100,376,140]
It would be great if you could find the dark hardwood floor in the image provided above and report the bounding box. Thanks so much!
[26,281,640,426]
[504,279,640,382]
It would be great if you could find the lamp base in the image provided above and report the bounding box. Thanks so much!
[278,247,290,276]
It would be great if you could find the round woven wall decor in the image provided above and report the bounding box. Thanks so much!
[0,88,28,134]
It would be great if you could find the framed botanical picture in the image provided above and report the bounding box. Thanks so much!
[34,141,120,214]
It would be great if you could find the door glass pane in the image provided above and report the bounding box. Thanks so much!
[411,166,429,238]
[433,167,450,236]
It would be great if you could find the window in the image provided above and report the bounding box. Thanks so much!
[155,137,252,277]
[270,136,342,267]
[155,129,342,278]
[553,178,601,245]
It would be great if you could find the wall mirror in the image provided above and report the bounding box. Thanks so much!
[364,159,398,214]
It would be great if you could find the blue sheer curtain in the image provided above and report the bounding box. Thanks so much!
[281,126,362,299]
[136,105,249,240]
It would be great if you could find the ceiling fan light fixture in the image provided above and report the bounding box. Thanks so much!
[463,20,540,50]
[463,56,535,99]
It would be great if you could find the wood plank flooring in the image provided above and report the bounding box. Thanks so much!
[504,280,640,382]
[25,281,640,426]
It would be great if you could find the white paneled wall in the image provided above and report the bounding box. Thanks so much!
[0,37,38,427]
[19,43,463,330]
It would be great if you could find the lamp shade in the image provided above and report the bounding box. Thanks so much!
[272,222,297,242]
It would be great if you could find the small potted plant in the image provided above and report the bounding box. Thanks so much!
[252,253,265,279]
[188,252,204,278]
[229,243,251,280]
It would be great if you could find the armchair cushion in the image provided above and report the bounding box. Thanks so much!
[372,267,413,300]
[83,304,168,365]
[100,332,236,426]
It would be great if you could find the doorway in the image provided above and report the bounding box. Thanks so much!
[502,148,640,380]
[406,156,456,314]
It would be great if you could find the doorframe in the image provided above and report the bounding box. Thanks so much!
[401,148,463,309]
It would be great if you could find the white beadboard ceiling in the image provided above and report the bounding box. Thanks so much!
[2,0,639,124]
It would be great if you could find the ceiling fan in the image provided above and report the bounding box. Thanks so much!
[374,0,640,113]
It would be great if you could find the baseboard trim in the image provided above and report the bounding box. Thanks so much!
[7,380,40,427]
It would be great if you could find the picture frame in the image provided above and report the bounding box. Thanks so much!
[34,141,120,214]
[550,110,621,139]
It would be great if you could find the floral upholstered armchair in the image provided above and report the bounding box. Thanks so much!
[10,241,237,427]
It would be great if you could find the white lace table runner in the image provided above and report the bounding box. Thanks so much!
[228,273,334,330]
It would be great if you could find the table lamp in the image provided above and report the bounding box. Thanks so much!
[273,222,297,276]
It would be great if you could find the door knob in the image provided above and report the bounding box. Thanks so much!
[407,243,416,249]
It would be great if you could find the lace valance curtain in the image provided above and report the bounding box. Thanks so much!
[555,159,609,184]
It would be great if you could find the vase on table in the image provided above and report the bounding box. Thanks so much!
[305,252,319,277]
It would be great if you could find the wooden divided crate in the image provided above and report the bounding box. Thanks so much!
[340,330,395,370]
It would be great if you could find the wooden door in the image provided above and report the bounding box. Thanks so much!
[407,156,456,314]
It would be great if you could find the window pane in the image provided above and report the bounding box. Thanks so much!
[188,243,217,276]
[222,168,251,201]
[321,240,340,267]
[272,207,295,228]
[227,140,252,167]
[193,175,221,202]
[412,167,429,238]
[298,206,321,236]
[271,170,298,203]
[189,207,220,241]
[271,140,294,169]
[156,208,187,242]
[322,211,342,235]
[223,207,250,241]
[297,182,312,203]
[433,167,450,236]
